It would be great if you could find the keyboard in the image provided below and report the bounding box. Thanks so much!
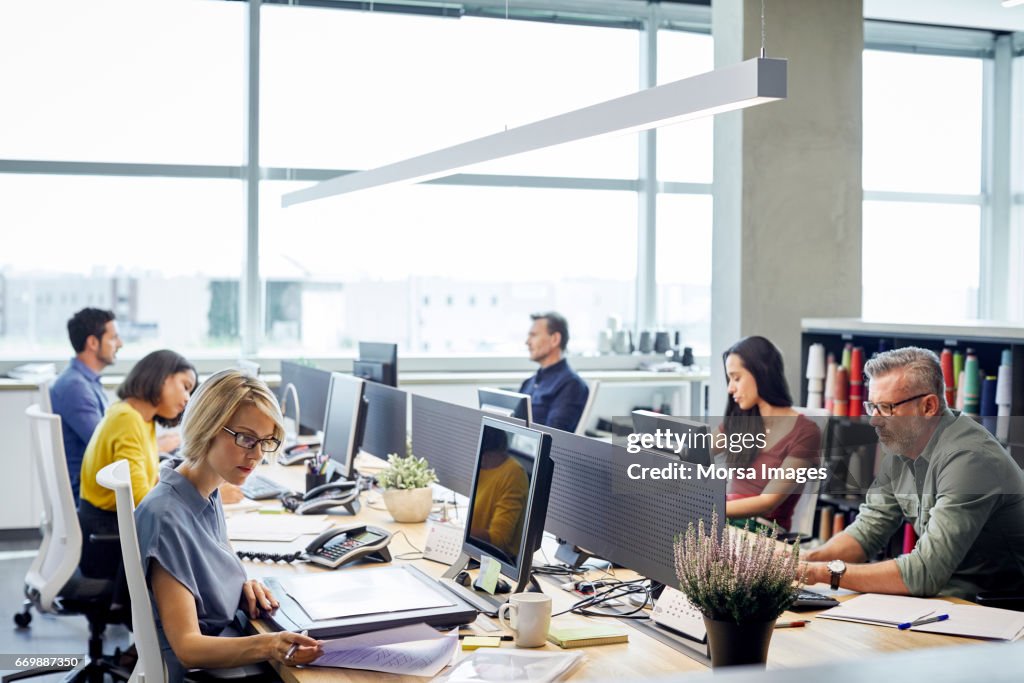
[792,588,840,611]
[240,474,292,501]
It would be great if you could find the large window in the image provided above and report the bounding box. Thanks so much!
[862,49,985,321]
[1,1,714,361]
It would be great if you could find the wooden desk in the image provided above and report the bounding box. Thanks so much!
[231,463,979,681]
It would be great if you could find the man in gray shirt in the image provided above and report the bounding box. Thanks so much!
[803,347,1024,599]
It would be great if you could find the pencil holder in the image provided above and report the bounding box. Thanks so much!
[305,472,327,492]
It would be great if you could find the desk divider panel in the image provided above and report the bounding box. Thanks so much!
[410,394,485,497]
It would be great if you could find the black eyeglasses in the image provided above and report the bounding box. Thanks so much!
[222,427,281,453]
[862,393,929,417]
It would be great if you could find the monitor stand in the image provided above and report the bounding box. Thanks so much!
[438,551,542,616]
[554,540,596,570]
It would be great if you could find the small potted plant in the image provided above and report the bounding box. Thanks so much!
[674,510,803,668]
[377,452,437,523]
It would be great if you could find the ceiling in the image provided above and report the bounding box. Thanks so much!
[863,0,1024,32]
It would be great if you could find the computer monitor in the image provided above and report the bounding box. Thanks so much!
[410,394,486,497]
[631,411,712,466]
[361,383,408,460]
[477,388,532,426]
[280,361,332,434]
[354,341,398,387]
[321,373,369,482]
[462,417,553,590]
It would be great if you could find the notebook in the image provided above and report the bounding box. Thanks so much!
[909,604,1024,641]
[547,623,629,649]
[817,594,940,628]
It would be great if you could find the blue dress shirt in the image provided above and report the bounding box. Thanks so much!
[136,468,247,682]
[50,358,110,502]
[519,358,589,432]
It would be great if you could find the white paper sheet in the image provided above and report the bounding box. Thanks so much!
[281,567,455,621]
[312,624,458,677]
[817,594,939,628]
[911,604,1024,641]
[226,514,331,542]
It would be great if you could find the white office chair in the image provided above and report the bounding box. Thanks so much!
[14,405,131,682]
[574,379,600,436]
[36,376,55,414]
[96,460,166,683]
[788,407,832,542]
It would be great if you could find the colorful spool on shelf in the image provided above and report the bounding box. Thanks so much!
[806,343,826,410]
[824,355,837,412]
[940,348,956,408]
[848,347,863,417]
[963,350,980,416]
[832,367,849,417]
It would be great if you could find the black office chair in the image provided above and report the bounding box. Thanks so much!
[12,405,132,683]
[976,592,1024,612]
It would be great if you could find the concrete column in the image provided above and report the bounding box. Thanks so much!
[710,0,863,413]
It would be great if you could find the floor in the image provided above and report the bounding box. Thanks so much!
[0,539,131,681]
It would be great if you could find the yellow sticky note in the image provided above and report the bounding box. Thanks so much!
[462,637,502,651]
[478,555,501,595]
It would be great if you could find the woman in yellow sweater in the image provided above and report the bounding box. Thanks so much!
[78,349,197,581]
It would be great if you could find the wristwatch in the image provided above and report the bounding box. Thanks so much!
[827,559,847,590]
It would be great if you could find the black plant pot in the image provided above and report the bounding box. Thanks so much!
[703,616,775,668]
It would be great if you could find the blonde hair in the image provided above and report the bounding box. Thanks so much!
[180,369,285,464]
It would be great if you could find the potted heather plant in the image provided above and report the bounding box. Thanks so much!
[377,450,437,523]
[674,510,803,668]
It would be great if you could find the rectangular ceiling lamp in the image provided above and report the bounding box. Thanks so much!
[282,57,787,207]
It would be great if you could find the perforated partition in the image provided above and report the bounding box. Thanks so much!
[362,383,408,460]
[410,394,485,497]
[539,427,726,587]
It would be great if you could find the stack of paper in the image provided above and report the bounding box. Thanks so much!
[910,604,1024,641]
[226,513,331,542]
[314,623,458,677]
[817,594,940,628]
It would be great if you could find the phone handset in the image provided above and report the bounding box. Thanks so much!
[282,480,360,515]
[304,524,393,569]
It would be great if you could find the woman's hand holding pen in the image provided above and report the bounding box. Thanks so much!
[269,630,323,666]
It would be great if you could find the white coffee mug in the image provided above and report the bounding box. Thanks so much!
[497,593,552,648]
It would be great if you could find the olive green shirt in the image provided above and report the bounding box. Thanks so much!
[845,410,1024,599]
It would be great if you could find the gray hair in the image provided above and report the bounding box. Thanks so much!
[863,347,946,409]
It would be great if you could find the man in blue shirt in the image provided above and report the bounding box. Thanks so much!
[50,307,122,502]
[519,312,589,432]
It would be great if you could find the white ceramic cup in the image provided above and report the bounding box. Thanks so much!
[497,593,552,648]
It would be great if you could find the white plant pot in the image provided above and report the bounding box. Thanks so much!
[381,486,433,523]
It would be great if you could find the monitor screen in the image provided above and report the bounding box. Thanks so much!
[463,417,552,583]
[361,383,408,460]
[630,411,712,466]
[280,361,332,433]
[477,388,532,426]
[357,341,398,387]
[321,373,368,481]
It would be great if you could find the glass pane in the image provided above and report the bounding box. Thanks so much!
[656,194,712,356]
[261,7,638,178]
[0,175,242,358]
[656,30,714,183]
[862,201,980,321]
[0,0,245,165]
[260,182,637,355]
[863,50,983,194]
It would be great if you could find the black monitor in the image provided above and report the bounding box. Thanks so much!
[630,411,712,466]
[462,417,553,590]
[538,425,725,586]
[410,394,485,497]
[354,341,398,387]
[280,361,332,434]
[321,373,368,481]
[477,388,532,426]
[361,383,408,460]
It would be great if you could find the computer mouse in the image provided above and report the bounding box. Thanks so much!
[494,578,512,594]
[455,571,472,587]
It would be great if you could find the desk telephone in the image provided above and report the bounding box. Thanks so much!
[237,524,393,569]
[281,480,360,515]
[277,442,322,466]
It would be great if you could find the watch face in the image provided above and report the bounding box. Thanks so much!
[827,560,846,574]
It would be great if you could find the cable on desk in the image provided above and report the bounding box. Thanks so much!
[552,578,651,620]
[389,529,425,561]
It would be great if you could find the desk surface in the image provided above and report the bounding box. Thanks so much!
[232,462,977,682]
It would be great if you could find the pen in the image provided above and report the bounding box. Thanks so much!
[457,633,514,640]
[898,614,948,630]
[285,629,308,661]
[775,620,808,629]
